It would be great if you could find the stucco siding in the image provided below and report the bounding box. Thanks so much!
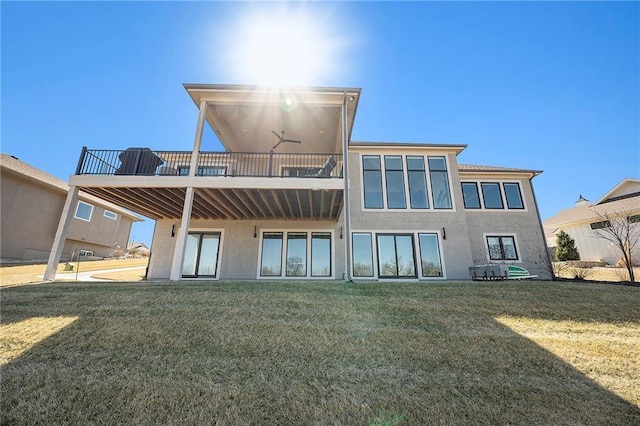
[148,219,344,280]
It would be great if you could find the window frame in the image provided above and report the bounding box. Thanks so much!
[484,234,520,262]
[362,155,384,209]
[74,201,94,222]
[104,210,118,220]
[462,180,528,211]
[384,155,407,209]
[461,182,481,209]
[480,182,504,209]
[257,229,335,279]
[503,182,525,209]
[181,230,224,279]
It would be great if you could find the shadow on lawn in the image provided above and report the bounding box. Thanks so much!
[1,280,639,424]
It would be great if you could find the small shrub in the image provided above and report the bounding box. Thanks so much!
[571,267,591,280]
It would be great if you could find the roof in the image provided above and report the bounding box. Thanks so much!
[1,154,142,222]
[349,141,467,154]
[595,178,640,205]
[544,179,640,229]
[458,163,543,176]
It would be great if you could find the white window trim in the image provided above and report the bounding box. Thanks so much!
[104,210,117,220]
[350,229,447,281]
[359,153,456,213]
[482,232,522,264]
[256,229,336,280]
[462,180,528,212]
[74,201,94,222]
[181,228,225,280]
[79,249,94,257]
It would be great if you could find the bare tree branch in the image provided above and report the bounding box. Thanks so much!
[592,210,639,282]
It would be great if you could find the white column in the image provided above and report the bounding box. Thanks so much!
[169,100,208,281]
[170,187,195,280]
[44,186,79,280]
[342,93,352,282]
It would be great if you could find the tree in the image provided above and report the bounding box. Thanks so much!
[592,211,639,282]
[555,230,580,261]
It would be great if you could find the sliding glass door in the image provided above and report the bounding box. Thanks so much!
[182,232,221,278]
[376,234,416,278]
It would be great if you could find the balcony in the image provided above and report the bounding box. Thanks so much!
[76,148,343,179]
[71,148,345,221]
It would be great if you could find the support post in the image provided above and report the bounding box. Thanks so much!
[44,186,80,280]
[342,92,352,282]
[169,100,208,280]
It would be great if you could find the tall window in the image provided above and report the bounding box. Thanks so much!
[260,232,283,276]
[428,157,452,209]
[407,156,429,209]
[486,236,518,261]
[377,234,416,278]
[286,233,307,276]
[461,183,481,209]
[418,233,443,277]
[311,233,331,277]
[363,156,383,208]
[182,232,221,277]
[352,233,374,277]
[74,201,93,221]
[481,183,504,209]
[384,156,406,209]
[504,183,524,209]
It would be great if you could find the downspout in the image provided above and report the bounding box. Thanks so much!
[342,92,352,282]
[530,173,553,280]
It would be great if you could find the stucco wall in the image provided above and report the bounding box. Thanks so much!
[148,219,344,280]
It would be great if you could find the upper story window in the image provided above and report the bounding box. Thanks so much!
[481,183,504,209]
[590,220,611,230]
[428,157,452,209]
[363,155,384,209]
[104,210,118,220]
[462,181,525,211]
[74,201,93,222]
[461,182,481,209]
[178,166,227,176]
[385,156,406,209]
[407,156,429,209]
[361,154,452,211]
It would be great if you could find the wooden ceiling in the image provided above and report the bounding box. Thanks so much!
[80,186,344,222]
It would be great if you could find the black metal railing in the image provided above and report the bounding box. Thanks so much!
[75,147,343,178]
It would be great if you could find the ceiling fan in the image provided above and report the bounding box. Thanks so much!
[271,130,301,150]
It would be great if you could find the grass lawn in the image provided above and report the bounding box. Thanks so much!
[1,280,639,425]
[0,258,148,287]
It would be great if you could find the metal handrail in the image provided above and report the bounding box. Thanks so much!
[75,148,344,178]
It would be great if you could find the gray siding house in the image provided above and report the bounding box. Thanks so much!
[44,84,550,281]
[1,154,142,262]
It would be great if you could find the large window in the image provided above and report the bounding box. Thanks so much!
[260,231,333,278]
[461,183,481,209]
[486,236,518,261]
[352,233,374,277]
[260,232,284,276]
[418,233,443,277]
[428,157,452,209]
[377,234,416,278]
[503,183,524,209]
[182,232,222,278]
[363,156,384,208]
[407,156,429,209]
[286,232,307,276]
[74,201,93,221]
[311,233,331,277]
[385,156,406,209]
[481,183,504,209]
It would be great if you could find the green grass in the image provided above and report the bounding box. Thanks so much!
[1,280,639,425]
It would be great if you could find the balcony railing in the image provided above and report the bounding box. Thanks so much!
[75,148,343,178]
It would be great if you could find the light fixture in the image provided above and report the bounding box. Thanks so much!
[349,95,355,102]
[171,224,175,237]
[254,225,257,238]
[442,227,446,240]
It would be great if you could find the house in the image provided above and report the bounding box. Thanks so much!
[44,84,550,281]
[127,242,150,257]
[544,178,640,264]
[1,154,142,263]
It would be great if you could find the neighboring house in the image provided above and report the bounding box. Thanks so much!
[127,242,150,257]
[44,84,550,281]
[544,178,640,265]
[1,154,142,263]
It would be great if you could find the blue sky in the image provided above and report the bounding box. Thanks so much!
[2,1,638,247]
